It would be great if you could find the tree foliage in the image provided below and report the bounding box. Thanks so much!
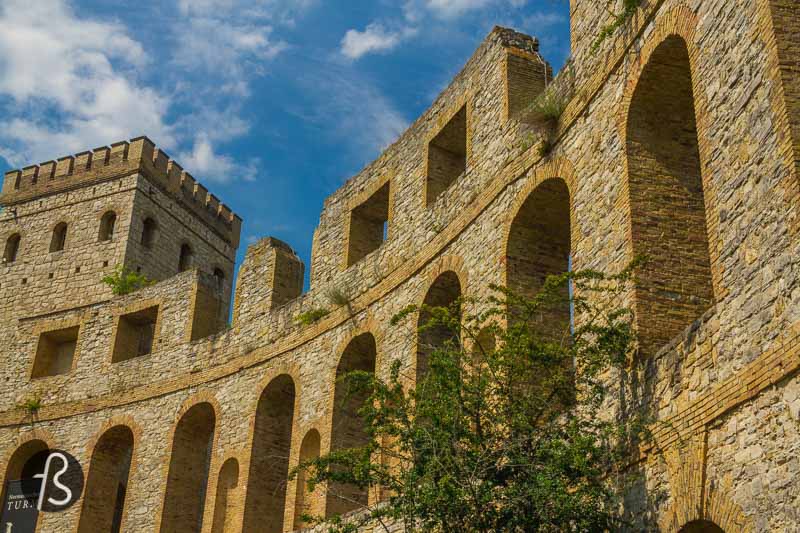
[295,266,647,532]
[101,265,155,296]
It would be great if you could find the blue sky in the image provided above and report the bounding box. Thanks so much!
[0,0,571,284]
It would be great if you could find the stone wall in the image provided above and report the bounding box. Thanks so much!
[0,1,799,532]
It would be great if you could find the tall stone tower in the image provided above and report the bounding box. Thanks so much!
[0,136,241,377]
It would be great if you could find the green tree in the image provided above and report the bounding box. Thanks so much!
[295,266,646,532]
[102,265,155,296]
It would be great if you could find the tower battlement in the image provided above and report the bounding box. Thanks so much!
[1,136,242,247]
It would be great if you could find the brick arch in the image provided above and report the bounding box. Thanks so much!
[418,255,469,305]
[660,434,754,533]
[617,3,724,313]
[156,391,220,533]
[0,429,57,533]
[209,451,245,533]
[501,157,578,290]
[241,373,298,533]
[617,5,725,357]
[0,428,57,489]
[325,327,380,518]
[76,417,141,533]
[502,158,577,341]
[414,257,468,385]
[292,428,323,530]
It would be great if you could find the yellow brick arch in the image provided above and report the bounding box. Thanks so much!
[617,3,725,301]
[501,156,578,291]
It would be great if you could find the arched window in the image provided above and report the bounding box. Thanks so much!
[50,222,68,252]
[417,271,462,384]
[293,429,322,530]
[1,439,50,531]
[327,333,376,518]
[3,233,20,263]
[98,211,117,242]
[242,375,295,533]
[505,177,571,338]
[213,268,225,290]
[161,402,216,533]
[626,35,714,355]
[178,243,193,272]
[141,218,157,249]
[210,458,239,533]
[78,425,135,533]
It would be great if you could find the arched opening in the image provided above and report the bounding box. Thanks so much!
[242,375,296,533]
[141,218,157,249]
[178,243,193,273]
[78,425,134,533]
[293,429,322,530]
[0,440,50,529]
[98,211,117,242]
[506,177,571,338]
[213,268,225,290]
[3,233,20,264]
[626,35,715,356]
[161,402,216,533]
[210,458,240,533]
[50,222,68,252]
[327,333,377,518]
[679,520,725,533]
[416,271,462,384]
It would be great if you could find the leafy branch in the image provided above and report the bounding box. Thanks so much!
[102,265,155,296]
[592,0,645,52]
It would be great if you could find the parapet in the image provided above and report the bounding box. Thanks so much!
[0,137,242,247]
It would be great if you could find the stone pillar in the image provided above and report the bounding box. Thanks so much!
[232,238,304,326]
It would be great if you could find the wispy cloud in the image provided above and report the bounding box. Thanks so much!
[173,18,287,87]
[0,0,173,165]
[178,134,259,183]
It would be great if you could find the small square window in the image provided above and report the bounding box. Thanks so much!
[345,181,391,267]
[32,326,79,378]
[426,105,467,206]
[112,306,159,363]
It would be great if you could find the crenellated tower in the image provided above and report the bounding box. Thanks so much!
[0,137,241,376]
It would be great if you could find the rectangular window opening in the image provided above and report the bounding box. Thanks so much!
[426,105,467,206]
[32,326,79,378]
[346,181,391,268]
[112,306,159,363]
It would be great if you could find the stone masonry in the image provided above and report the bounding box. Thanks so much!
[0,0,799,531]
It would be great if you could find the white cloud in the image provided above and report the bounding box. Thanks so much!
[178,134,259,183]
[0,0,173,165]
[291,66,408,162]
[425,0,494,18]
[523,11,566,27]
[341,24,406,60]
[177,0,315,25]
[173,18,287,84]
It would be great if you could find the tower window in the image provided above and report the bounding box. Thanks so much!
[32,326,79,378]
[426,104,467,206]
[141,218,157,249]
[178,243,193,272]
[213,268,225,290]
[50,222,68,253]
[3,233,20,264]
[99,211,117,242]
[112,306,159,362]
